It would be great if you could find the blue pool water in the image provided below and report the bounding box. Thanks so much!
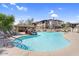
[13,32,70,52]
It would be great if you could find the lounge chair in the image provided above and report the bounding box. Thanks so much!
[0,31,15,48]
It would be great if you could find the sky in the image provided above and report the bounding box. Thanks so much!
[0,3,79,24]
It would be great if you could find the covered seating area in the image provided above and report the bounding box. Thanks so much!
[14,25,37,35]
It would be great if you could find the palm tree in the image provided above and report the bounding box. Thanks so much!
[6,15,15,35]
[0,13,6,31]
[0,13,15,47]
[0,13,15,37]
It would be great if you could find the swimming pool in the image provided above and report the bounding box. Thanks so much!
[13,32,70,52]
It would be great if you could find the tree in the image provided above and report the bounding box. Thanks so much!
[18,18,34,25]
[0,13,15,47]
[0,13,15,36]
[0,13,6,30]
[26,18,34,25]
[6,15,15,34]
[61,24,66,28]
[61,22,71,32]
[18,20,25,25]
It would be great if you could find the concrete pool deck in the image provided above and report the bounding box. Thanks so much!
[0,32,79,56]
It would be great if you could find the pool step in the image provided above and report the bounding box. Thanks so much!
[12,42,29,50]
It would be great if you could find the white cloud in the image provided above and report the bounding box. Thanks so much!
[49,10,54,14]
[2,4,8,8]
[16,5,27,11]
[58,8,62,10]
[51,14,58,17]
[10,3,16,5]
